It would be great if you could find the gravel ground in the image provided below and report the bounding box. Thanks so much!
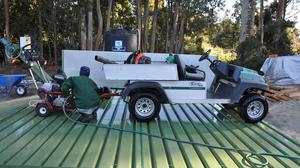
[265,100,300,141]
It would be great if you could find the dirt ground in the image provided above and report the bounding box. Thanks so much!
[265,100,300,141]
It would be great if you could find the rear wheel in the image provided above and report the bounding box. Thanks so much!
[15,85,27,96]
[129,93,161,122]
[35,104,51,117]
[238,94,268,123]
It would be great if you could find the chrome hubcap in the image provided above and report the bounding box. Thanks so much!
[17,87,25,94]
[135,97,155,117]
[247,101,264,119]
[39,107,47,114]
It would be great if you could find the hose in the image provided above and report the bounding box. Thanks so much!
[28,99,42,107]
[61,95,300,167]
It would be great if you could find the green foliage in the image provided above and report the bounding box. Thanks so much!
[261,3,299,56]
[264,21,296,56]
[8,1,38,38]
[236,38,266,70]
[212,19,240,49]
[184,35,204,54]
[112,0,136,30]
[1,0,298,66]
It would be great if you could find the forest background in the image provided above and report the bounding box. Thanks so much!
[1,0,300,70]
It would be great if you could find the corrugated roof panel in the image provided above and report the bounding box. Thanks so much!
[0,97,299,168]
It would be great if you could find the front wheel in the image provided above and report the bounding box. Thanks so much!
[238,94,268,123]
[15,85,27,96]
[129,93,161,122]
[35,103,52,117]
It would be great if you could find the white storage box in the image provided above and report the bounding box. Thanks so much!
[103,64,179,80]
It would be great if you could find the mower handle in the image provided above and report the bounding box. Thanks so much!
[21,44,31,51]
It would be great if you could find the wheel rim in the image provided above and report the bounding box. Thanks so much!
[135,97,155,117]
[39,107,47,114]
[17,87,25,95]
[247,101,264,119]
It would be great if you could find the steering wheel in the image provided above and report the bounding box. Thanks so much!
[199,49,211,62]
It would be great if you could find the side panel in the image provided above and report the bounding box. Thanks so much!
[211,78,268,103]
[157,81,207,104]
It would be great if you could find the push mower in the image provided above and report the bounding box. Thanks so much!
[34,70,114,117]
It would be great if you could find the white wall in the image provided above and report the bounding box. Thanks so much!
[62,50,215,88]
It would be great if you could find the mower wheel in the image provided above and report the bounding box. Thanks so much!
[238,94,268,123]
[15,85,27,96]
[35,104,51,117]
[129,92,161,122]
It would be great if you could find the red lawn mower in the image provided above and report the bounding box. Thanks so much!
[34,70,117,117]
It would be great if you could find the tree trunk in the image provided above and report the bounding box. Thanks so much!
[276,0,285,21]
[80,6,87,50]
[52,2,58,65]
[165,23,169,52]
[87,0,93,50]
[95,0,103,50]
[176,15,185,54]
[106,0,113,31]
[136,0,142,31]
[274,0,285,52]
[47,41,52,63]
[4,0,9,38]
[248,0,256,36]
[169,0,179,53]
[150,0,158,52]
[165,0,171,52]
[37,0,44,56]
[142,0,150,52]
[259,0,264,45]
[239,0,249,43]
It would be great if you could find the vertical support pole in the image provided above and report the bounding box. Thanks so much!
[29,68,39,89]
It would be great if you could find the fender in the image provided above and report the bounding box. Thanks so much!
[122,81,169,103]
[233,82,268,103]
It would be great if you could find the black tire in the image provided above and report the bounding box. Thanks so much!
[35,104,51,117]
[238,94,268,123]
[15,85,27,96]
[129,92,161,122]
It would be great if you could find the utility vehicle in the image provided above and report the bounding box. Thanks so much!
[98,50,269,123]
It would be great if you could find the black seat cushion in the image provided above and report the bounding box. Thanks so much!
[226,65,241,83]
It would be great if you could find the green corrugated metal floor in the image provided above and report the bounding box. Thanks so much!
[0,96,299,168]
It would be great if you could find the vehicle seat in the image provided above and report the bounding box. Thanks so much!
[185,72,204,81]
[214,62,241,83]
[174,55,186,80]
[226,65,241,83]
[174,55,204,81]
